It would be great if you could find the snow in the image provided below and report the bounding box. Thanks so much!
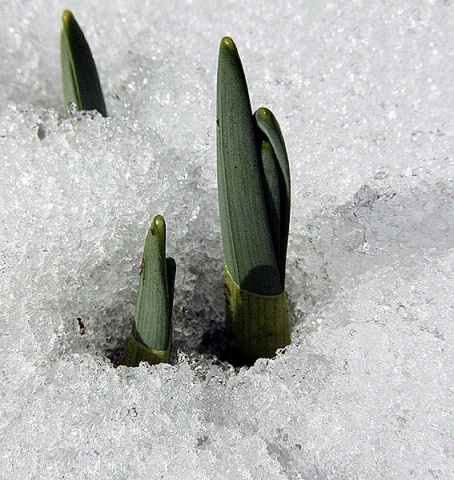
[1,0,453,478]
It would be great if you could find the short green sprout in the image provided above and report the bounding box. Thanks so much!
[122,215,176,367]
[60,10,107,116]
[217,37,291,364]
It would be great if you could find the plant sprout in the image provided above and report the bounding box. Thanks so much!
[217,37,291,365]
[122,215,176,367]
[60,10,107,116]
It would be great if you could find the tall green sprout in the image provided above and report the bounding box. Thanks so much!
[217,37,291,364]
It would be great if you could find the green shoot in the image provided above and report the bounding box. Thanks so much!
[60,10,107,116]
[122,215,176,367]
[217,37,291,364]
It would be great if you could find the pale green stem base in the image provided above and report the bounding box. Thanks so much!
[122,333,171,367]
[224,265,291,364]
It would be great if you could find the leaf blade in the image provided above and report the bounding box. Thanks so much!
[217,37,281,295]
[60,10,107,116]
[254,107,290,287]
[133,215,171,351]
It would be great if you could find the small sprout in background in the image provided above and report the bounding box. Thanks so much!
[217,36,291,365]
[122,215,176,367]
[60,9,107,116]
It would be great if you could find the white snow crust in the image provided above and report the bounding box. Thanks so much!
[1,1,453,479]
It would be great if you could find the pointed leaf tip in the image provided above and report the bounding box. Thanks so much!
[219,36,242,65]
[255,106,273,124]
[62,10,73,28]
[220,36,236,51]
[150,214,166,237]
[255,107,285,142]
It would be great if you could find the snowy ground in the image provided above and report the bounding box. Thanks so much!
[1,1,453,479]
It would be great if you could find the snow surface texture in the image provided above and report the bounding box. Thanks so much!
[1,0,453,478]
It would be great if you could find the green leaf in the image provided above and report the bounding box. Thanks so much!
[122,215,176,367]
[217,37,292,363]
[216,37,281,296]
[133,215,173,351]
[254,107,290,287]
[60,10,107,116]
